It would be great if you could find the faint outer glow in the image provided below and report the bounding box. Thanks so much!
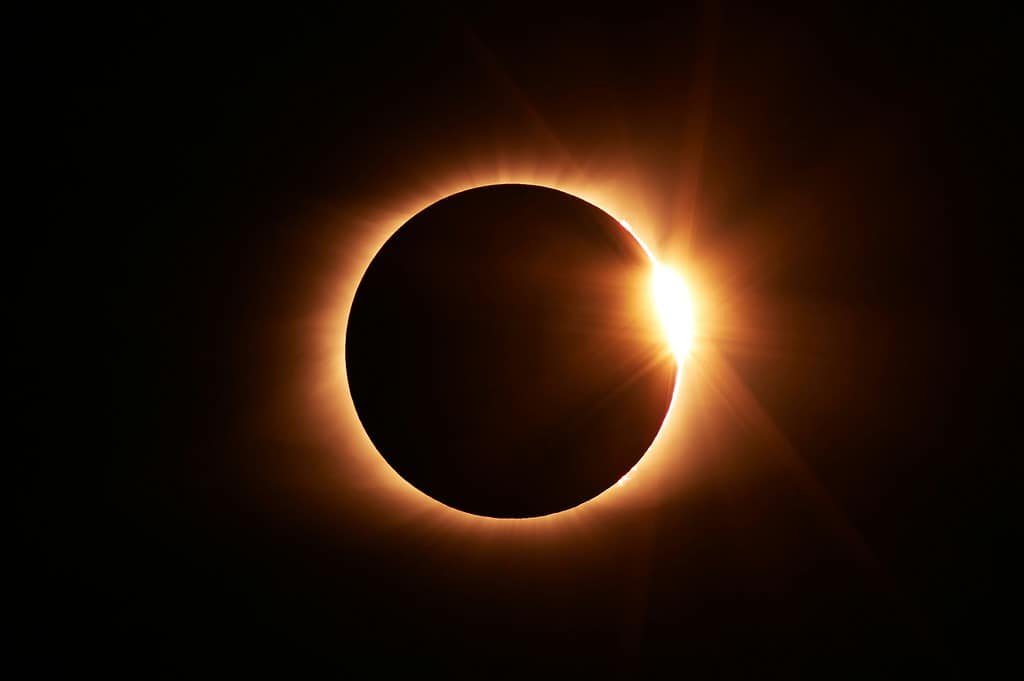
[652,262,696,359]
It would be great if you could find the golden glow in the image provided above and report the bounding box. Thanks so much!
[652,262,696,359]
[305,160,719,534]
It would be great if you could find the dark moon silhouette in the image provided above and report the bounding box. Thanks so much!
[345,184,677,517]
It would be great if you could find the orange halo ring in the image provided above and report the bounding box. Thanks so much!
[309,168,701,537]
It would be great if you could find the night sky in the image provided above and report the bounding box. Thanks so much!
[97,6,1004,675]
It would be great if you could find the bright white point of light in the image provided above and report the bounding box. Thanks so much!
[652,262,695,359]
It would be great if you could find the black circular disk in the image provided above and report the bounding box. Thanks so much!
[345,184,676,517]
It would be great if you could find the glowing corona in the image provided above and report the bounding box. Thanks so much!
[320,172,707,528]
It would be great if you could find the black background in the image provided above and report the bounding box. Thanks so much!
[95,5,1005,676]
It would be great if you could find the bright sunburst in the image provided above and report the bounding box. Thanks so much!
[652,262,696,359]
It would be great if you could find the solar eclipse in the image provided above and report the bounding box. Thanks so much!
[346,184,692,518]
[106,8,985,671]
